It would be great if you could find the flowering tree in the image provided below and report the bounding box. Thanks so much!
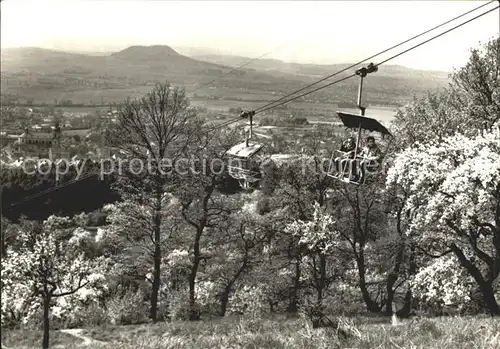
[411,255,476,313]
[235,192,303,313]
[392,38,500,148]
[1,216,105,349]
[386,130,500,315]
[285,202,341,310]
[264,156,334,313]
[179,188,238,320]
[450,38,500,130]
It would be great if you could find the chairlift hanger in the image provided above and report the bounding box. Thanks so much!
[328,111,395,186]
[225,110,266,190]
[327,62,395,186]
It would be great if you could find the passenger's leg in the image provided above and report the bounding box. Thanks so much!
[340,158,351,177]
[345,158,355,180]
[333,157,342,174]
[359,160,366,182]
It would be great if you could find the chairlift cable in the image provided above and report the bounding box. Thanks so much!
[7,4,498,206]
[204,2,498,131]
[375,5,499,67]
[191,41,289,94]
[8,171,99,208]
[253,4,499,115]
[256,74,357,114]
[252,0,497,114]
[144,2,500,136]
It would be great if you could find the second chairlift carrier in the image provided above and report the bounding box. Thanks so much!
[225,62,394,189]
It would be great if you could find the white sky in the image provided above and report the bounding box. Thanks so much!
[1,0,499,71]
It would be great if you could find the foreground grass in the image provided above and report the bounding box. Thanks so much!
[2,315,500,349]
[1,329,85,349]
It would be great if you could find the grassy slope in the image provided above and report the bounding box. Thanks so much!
[1,329,84,349]
[3,316,499,349]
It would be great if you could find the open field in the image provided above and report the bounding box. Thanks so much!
[2,316,499,349]
[38,96,397,124]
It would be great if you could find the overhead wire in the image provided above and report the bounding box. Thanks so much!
[161,1,500,134]
[190,41,290,94]
[190,42,290,132]
[200,1,498,132]
[6,3,498,208]
[376,5,499,67]
[254,3,500,115]
[8,171,99,208]
[253,0,497,114]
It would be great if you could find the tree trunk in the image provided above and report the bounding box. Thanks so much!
[219,287,230,317]
[384,249,403,316]
[0,229,5,258]
[188,228,203,321]
[317,254,327,305]
[397,289,412,318]
[150,236,161,322]
[451,244,500,316]
[397,245,416,318]
[219,253,249,317]
[269,299,276,313]
[385,286,395,316]
[479,281,500,316]
[42,294,51,349]
[150,192,162,323]
[357,252,381,313]
[287,256,301,313]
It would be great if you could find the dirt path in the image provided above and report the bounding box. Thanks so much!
[59,329,106,347]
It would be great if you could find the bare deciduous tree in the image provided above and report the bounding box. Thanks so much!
[106,81,201,322]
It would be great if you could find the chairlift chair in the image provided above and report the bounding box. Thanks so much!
[327,111,393,185]
[226,141,264,190]
[225,111,267,190]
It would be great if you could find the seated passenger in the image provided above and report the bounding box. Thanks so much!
[339,137,356,158]
[358,136,383,181]
[247,157,261,177]
[333,137,356,175]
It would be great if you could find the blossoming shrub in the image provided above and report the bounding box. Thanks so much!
[227,285,268,317]
[411,256,476,314]
[106,287,148,325]
[162,279,220,320]
[166,288,191,320]
[196,279,220,316]
[73,303,108,327]
[48,276,108,329]
[1,217,107,330]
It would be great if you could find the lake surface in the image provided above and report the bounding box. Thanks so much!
[337,107,397,124]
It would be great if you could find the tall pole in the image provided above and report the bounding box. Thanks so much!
[357,75,366,116]
[249,115,253,140]
[353,75,365,158]
[352,63,377,158]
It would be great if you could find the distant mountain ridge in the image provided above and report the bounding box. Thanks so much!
[1,45,450,77]
[111,45,181,60]
[1,45,228,72]
[189,52,450,79]
[1,45,451,107]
